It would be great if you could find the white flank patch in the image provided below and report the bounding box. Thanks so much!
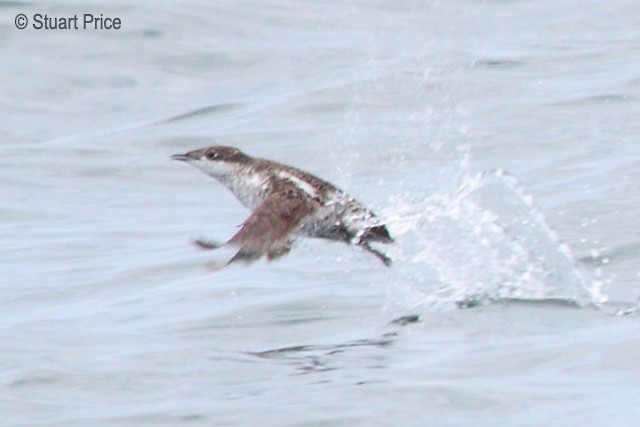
[277,171,318,197]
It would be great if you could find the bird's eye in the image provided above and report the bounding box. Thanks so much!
[207,151,218,160]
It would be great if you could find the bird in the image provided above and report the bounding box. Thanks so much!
[171,146,393,266]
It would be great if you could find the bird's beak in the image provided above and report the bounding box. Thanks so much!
[171,153,191,161]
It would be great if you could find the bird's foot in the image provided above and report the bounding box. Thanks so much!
[361,242,393,267]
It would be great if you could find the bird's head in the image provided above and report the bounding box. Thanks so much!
[171,145,251,178]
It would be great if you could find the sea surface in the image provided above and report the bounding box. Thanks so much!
[2,1,639,426]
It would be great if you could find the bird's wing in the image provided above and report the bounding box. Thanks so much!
[226,179,319,264]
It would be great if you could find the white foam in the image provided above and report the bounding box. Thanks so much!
[383,170,604,311]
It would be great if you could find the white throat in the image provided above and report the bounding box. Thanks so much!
[190,159,269,209]
[191,159,238,181]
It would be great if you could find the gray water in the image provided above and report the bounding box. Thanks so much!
[2,1,640,425]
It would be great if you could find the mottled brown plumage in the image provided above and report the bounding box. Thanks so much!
[226,178,319,263]
[172,146,393,266]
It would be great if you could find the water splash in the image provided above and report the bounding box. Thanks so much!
[385,169,605,310]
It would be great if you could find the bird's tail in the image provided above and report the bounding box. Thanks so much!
[360,225,394,244]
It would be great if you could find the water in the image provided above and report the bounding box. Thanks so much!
[2,0,639,425]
